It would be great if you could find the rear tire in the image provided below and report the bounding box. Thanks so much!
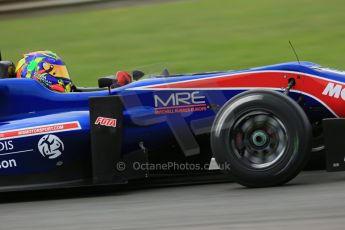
[210,90,312,187]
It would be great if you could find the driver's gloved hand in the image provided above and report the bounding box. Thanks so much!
[116,71,132,87]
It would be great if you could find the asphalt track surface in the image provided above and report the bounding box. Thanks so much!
[1,171,345,229]
[0,0,183,18]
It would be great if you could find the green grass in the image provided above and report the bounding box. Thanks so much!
[1,0,345,86]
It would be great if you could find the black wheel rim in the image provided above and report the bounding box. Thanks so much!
[230,111,288,169]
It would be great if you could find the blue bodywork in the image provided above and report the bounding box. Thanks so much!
[0,61,343,189]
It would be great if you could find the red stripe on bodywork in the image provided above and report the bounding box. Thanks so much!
[149,72,288,89]
[299,74,345,117]
[0,122,80,139]
[147,71,345,117]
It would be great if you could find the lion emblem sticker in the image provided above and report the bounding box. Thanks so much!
[38,134,64,159]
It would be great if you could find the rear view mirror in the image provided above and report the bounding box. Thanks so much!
[0,61,15,79]
[98,77,116,88]
[132,70,145,81]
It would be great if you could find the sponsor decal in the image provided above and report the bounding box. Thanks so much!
[322,82,345,100]
[0,121,81,140]
[38,134,64,159]
[0,141,14,152]
[154,91,208,114]
[95,117,117,127]
[0,140,33,157]
[0,159,17,169]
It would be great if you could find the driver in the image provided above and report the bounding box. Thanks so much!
[15,51,75,92]
[15,50,134,92]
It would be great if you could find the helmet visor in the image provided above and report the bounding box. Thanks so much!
[43,62,70,80]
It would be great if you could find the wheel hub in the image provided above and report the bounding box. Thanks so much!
[231,111,288,169]
[251,130,269,148]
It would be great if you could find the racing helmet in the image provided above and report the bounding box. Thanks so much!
[15,51,74,92]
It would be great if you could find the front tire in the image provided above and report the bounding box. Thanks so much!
[210,90,312,187]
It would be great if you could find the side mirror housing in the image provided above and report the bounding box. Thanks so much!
[0,61,15,79]
[132,70,145,81]
[98,76,116,88]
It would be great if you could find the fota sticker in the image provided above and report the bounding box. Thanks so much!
[95,117,117,128]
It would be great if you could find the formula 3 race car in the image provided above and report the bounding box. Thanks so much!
[0,58,344,190]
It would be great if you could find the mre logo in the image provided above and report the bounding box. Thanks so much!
[95,117,117,128]
[154,91,206,107]
[154,91,208,114]
[322,82,345,100]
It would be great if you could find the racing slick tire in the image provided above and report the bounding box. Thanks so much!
[210,90,312,188]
